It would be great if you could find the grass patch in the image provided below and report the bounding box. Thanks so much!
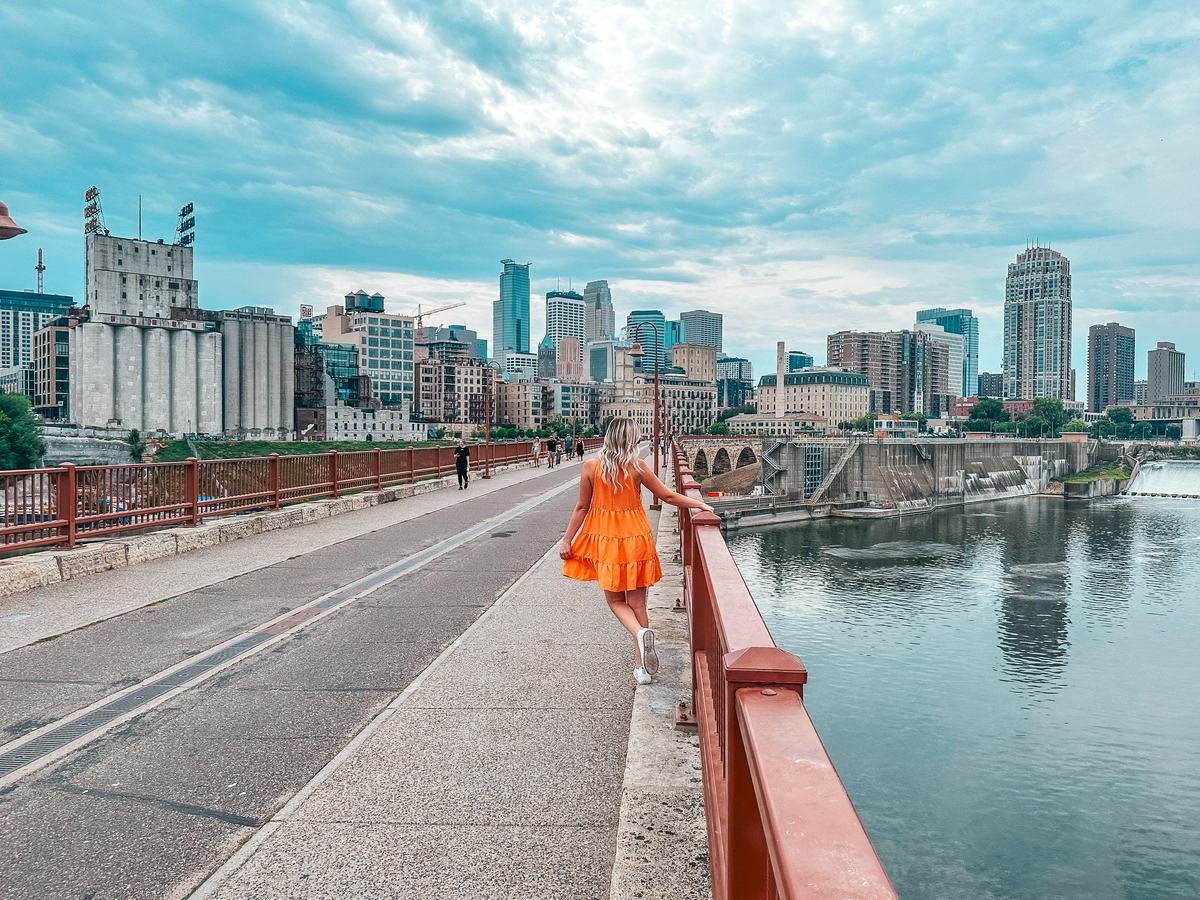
[153,439,450,462]
[1061,461,1132,484]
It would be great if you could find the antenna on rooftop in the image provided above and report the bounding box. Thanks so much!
[36,248,45,293]
[138,195,142,240]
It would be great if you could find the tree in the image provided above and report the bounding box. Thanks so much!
[708,421,730,435]
[127,428,146,461]
[1106,406,1135,426]
[1061,419,1089,432]
[0,393,45,470]
[1166,424,1183,440]
[968,397,1008,423]
[717,403,756,422]
[840,414,875,432]
[1030,397,1067,432]
[1090,418,1115,438]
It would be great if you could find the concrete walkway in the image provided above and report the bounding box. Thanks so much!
[199,529,642,899]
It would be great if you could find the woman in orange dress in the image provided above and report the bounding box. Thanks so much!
[560,417,714,684]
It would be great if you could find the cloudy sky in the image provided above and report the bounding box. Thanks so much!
[1,1,1197,382]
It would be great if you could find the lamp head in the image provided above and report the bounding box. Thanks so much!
[0,201,27,240]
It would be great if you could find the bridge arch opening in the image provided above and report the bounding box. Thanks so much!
[712,447,732,475]
[735,446,757,468]
[693,449,709,478]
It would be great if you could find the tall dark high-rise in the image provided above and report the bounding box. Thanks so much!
[1003,246,1072,400]
[493,259,530,355]
[1086,322,1135,412]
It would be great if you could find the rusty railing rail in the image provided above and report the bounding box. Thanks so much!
[0,438,606,557]
[670,442,896,900]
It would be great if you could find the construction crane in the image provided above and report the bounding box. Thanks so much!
[408,301,466,332]
[36,248,45,293]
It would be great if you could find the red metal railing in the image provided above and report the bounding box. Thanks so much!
[671,443,896,900]
[0,440,580,556]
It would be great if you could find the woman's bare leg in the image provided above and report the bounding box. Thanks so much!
[604,589,643,667]
[625,587,649,629]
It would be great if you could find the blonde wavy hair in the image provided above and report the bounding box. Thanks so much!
[598,416,640,486]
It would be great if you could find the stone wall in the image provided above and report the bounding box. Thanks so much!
[41,434,133,466]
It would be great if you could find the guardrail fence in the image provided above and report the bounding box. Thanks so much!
[0,440,563,555]
[671,443,896,900]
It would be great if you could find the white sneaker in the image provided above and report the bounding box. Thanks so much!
[637,627,659,675]
[634,666,653,685]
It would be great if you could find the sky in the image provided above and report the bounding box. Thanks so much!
[1,0,1198,383]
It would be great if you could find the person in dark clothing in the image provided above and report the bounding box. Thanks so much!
[576,439,585,460]
[455,439,470,489]
[546,436,559,469]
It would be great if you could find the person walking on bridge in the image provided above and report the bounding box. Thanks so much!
[559,416,713,685]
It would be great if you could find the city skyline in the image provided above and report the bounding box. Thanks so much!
[2,3,1199,383]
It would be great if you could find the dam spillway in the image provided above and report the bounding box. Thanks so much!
[1127,459,1200,498]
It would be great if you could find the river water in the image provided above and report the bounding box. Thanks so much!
[726,496,1200,899]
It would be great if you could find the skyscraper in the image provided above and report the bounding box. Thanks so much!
[915,321,965,397]
[1002,247,1072,400]
[545,290,586,373]
[1086,322,1135,412]
[679,310,722,352]
[626,309,668,372]
[827,329,953,416]
[493,259,530,355]
[0,289,73,369]
[664,319,686,365]
[787,350,814,372]
[1148,341,1185,400]
[916,307,978,397]
[583,280,615,343]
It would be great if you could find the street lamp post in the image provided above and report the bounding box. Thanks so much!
[482,361,502,479]
[627,322,662,510]
[0,201,28,241]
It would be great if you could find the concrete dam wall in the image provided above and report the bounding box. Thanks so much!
[814,440,1090,512]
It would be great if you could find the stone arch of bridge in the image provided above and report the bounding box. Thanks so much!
[712,447,732,475]
[736,446,757,468]
[693,448,709,477]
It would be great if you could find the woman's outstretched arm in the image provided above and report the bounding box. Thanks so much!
[635,459,714,512]
[559,462,596,559]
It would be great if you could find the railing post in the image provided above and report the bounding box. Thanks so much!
[328,450,340,498]
[269,453,280,509]
[185,457,200,525]
[722,647,809,898]
[373,448,383,490]
[56,463,77,549]
[408,447,415,484]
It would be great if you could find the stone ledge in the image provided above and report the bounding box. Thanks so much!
[0,459,534,600]
[610,501,710,900]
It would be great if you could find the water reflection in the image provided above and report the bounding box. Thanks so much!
[996,501,1070,692]
[727,496,1200,899]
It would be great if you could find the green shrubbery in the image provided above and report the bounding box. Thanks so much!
[0,394,45,470]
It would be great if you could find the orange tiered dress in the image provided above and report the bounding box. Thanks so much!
[563,460,662,591]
